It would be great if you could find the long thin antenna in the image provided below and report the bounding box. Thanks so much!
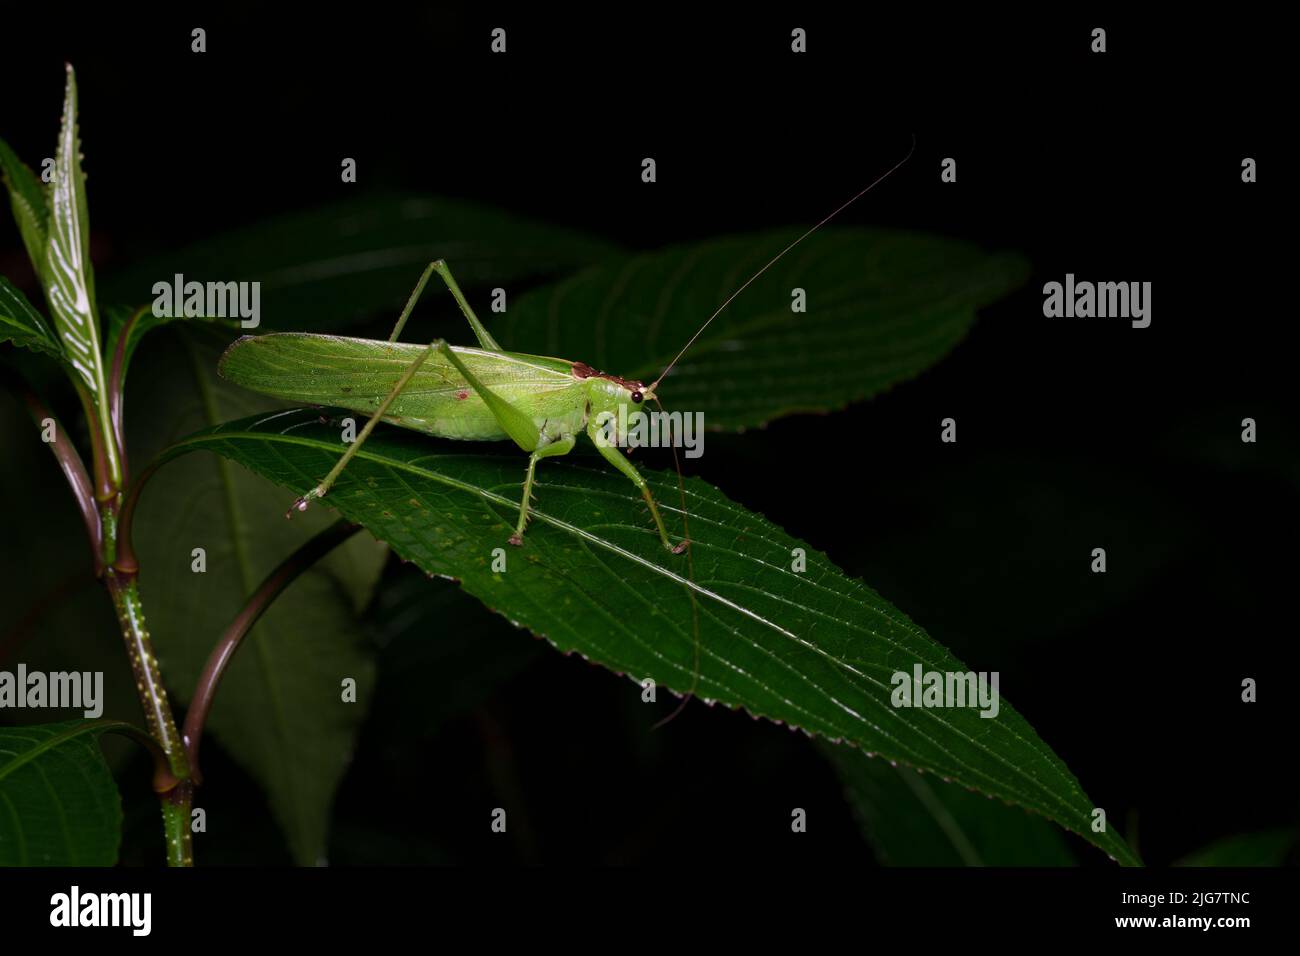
[650,134,917,391]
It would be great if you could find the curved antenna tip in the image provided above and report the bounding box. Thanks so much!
[652,138,916,387]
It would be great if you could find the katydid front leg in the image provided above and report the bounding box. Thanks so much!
[436,344,583,547]
[586,420,688,554]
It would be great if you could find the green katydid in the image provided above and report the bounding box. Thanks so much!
[217,258,688,551]
[217,144,913,556]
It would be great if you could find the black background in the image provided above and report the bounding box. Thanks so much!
[1,6,1295,872]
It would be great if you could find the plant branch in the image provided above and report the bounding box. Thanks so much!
[15,381,101,566]
[183,519,362,782]
[72,379,115,502]
[113,456,158,576]
[100,720,182,795]
[106,305,146,478]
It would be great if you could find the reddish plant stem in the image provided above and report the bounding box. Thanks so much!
[113,457,158,577]
[17,385,101,566]
[183,519,361,782]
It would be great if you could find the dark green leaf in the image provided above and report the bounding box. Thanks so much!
[0,136,50,277]
[368,569,545,739]
[0,277,63,360]
[102,194,621,331]
[841,456,1188,658]
[154,409,1139,865]
[127,330,388,864]
[823,741,1075,866]
[1175,829,1297,867]
[499,229,1029,430]
[0,719,133,866]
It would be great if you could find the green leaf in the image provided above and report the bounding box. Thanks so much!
[0,719,133,866]
[43,67,106,396]
[0,277,63,359]
[0,136,50,277]
[1175,829,1297,867]
[102,194,621,331]
[499,228,1029,430]
[154,409,1140,865]
[127,330,388,864]
[822,742,1075,866]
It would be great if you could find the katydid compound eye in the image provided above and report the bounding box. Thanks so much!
[631,390,643,403]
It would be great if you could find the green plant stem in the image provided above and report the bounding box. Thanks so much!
[104,564,193,866]
[16,374,193,863]
[161,782,194,868]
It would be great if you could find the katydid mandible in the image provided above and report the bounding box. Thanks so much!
[217,143,914,553]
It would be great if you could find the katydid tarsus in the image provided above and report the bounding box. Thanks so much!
[217,141,912,708]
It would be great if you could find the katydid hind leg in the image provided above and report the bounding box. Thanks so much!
[384,259,503,350]
[433,259,504,351]
[438,343,539,452]
[584,420,687,554]
[509,435,576,546]
[291,259,452,512]
[386,261,439,343]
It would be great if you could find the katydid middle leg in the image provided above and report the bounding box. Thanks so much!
[435,346,582,546]
[509,435,577,546]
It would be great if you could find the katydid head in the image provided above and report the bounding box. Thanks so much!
[572,361,654,418]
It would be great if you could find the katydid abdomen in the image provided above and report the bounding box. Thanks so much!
[219,332,590,442]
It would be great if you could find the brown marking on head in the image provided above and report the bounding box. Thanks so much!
[571,361,646,394]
